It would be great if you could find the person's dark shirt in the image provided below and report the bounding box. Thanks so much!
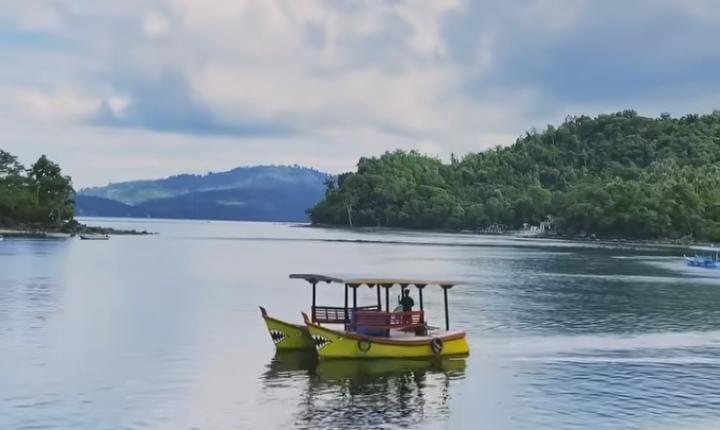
[400,295,414,311]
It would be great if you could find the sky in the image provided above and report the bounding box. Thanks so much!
[1,0,719,187]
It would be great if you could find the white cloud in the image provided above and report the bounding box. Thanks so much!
[189,63,462,132]
[0,1,63,32]
[143,10,171,37]
[388,0,461,55]
[0,0,719,186]
[106,95,131,117]
[161,0,528,146]
[0,87,100,123]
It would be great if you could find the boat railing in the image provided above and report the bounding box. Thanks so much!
[351,310,425,331]
[312,305,379,324]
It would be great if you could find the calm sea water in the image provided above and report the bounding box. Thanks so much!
[2,219,720,430]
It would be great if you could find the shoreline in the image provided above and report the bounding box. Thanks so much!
[298,223,716,249]
[0,221,154,238]
[5,216,710,249]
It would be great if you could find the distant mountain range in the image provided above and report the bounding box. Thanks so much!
[76,165,329,222]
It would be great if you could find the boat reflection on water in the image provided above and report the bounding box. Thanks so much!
[262,351,466,428]
[263,350,319,378]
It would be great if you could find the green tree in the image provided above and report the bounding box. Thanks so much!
[0,151,75,225]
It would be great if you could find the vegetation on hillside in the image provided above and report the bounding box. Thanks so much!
[310,111,720,241]
[0,150,75,226]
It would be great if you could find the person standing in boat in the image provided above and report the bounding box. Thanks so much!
[400,289,415,312]
[400,289,415,326]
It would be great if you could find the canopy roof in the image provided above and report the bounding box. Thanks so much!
[289,273,459,288]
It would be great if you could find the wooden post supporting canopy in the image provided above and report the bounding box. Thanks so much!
[415,284,426,311]
[385,285,390,312]
[351,284,358,331]
[311,280,317,323]
[344,283,349,328]
[376,284,381,309]
[441,285,451,331]
[352,285,358,311]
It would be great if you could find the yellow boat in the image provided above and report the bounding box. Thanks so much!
[303,317,469,359]
[259,306,315,350]
[260,274,385,351]
[287,274,470,359]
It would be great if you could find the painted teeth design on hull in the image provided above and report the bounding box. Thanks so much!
[269,329,286,344]
[312,335,331,350]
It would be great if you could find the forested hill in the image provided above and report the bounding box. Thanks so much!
[310,111,720,241]
[77,165,328,222]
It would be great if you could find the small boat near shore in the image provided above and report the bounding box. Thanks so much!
[79,233,110,240]
[260,274,470,359]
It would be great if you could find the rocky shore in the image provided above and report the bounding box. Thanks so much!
[0,219,154,238]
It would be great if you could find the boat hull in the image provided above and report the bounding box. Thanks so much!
[305,320,470,359]
[80,234,109,240]
[260,307,315,350]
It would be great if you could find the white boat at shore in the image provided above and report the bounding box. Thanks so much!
[79,233,109,240]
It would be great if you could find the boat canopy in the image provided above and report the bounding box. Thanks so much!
[290,273,461,331]
[289,273,459,288]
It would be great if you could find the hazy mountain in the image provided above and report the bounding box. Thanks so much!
[75,195,142,218]
[77,165,328,222]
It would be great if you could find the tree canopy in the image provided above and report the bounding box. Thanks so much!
[309,111,720,241]
[0,150,75,225]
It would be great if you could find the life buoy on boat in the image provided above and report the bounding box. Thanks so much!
[431,337,444,355]
[358,339,372,352]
